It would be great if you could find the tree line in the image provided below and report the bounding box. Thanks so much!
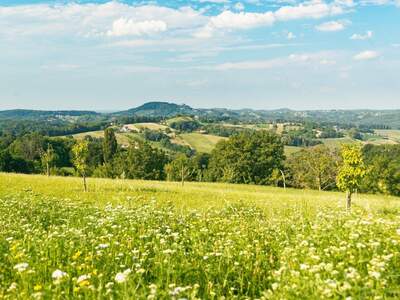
[0,129,399,200]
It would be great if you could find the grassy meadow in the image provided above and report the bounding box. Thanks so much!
[0,173,400,299]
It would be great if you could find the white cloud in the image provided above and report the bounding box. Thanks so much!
[196,0,350,38]
[274,1,344,21]
[316,20,347,32]
[334,0,356,7]
[350,30,373,40]
[287,32,296,39]
[209,10,275,29]
[234,2,245,11]
[195,10,275,38]
[199,0,230,3]
[210,52,336,70]
[0,3,205,38]
[353,50,380,60]
[107,18,167,37]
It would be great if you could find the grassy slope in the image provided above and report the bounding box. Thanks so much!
[1,173,398,213]
[1,173,400,299]
[375,129,400,143]
[178,133,227,153]
[68,131,135,146]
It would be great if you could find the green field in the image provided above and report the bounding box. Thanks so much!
[375,130,400,143]
[68,130,135,146]
[1,173,399,299]
[179,133,227,153]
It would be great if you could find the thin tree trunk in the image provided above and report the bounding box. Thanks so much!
[83,173,88,192]
[346,191,352,211]
[280,169,286,190]
[181,166,184,187]
[46,162,50,177]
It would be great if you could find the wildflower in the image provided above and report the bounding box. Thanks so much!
[105,282,114,289]
[115,273,128,283]
[369,271,381,279]
[77,274,90,287]
[300,264,309,270]
[52,269,67,281]
[115,269,132,283]
[7,282,17,292]
[98,243,109,249]
[14,262,29,273]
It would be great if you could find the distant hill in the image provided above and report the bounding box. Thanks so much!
[1,102,400,129]
[114,102,196,117]
[0,109,99,120]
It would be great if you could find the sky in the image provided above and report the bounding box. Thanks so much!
[0,0,399,111]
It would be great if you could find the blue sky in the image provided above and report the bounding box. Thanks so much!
[0,1,399,110]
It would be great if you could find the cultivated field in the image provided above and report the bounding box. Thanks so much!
[1,173,399,299]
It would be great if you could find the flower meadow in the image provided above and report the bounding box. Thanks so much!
[0,179,400,299]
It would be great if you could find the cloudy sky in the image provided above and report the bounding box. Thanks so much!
[0,0,399,110]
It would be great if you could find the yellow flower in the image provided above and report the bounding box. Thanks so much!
[34,284,42,291]
[72,251,82,261]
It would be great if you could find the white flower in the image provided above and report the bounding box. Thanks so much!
[52,269,67,281]
[98,243,109,249]
[369,271,381,279]
[77,274,90,284]
[7,282,17,292]
[115,272,127,283]
[14,263,29,273]
[396,229,400,235]
[300,264,309,270]
[115,269,131,283]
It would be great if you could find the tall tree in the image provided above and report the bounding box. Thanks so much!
[123,141,168,180]
[72,140,90,192]
[361,144,400,196]
[165,154,195,186]
[208,131,285,185]
[337,144,366,210]
[287,145,340,191]
[103,128,118,163]
[40,144,56,176]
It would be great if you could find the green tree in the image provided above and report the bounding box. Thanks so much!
[337,144,367,210]
[123,141,168,180]
[40,144,56,176]
[287,145,340,191]
[165,154,196,186]
[103,128,118,163]
[9,132,44,161]
[208,131,284,185]
[361,144,400,196]
[72,140,90,192]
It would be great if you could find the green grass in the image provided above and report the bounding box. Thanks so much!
[165,116,194,126]
[375,130,400,143]
[319,137,358,148]
[284,145,303,156]
[178,133,227,153]
[1,173,400,299]
[68,131,135,146]
[133,123,170,131]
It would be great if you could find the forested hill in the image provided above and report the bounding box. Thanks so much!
[0,109,99,119]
